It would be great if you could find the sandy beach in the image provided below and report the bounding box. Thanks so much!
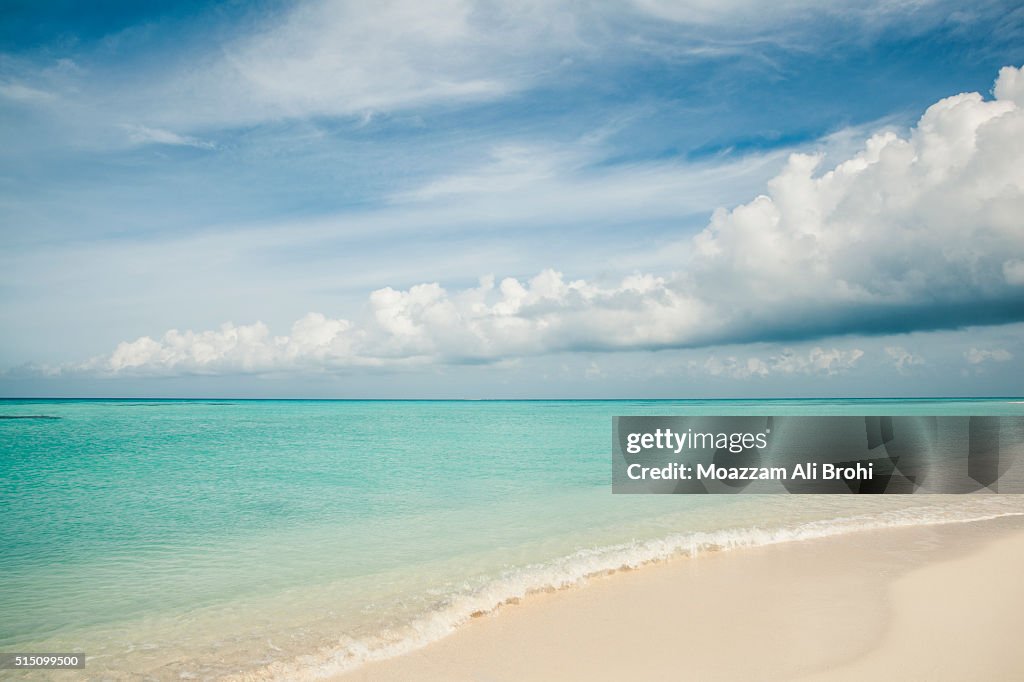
[337,515,1024,681]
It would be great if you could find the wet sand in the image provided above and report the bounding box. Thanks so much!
[336,515,1024,681]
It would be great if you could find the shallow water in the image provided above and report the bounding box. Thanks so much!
[2,398,1022,679]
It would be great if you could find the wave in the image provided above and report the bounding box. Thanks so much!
[227,502,1023,681]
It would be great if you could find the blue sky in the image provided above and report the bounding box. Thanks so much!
[1,0,1023,397]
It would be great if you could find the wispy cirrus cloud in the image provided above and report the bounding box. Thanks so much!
[5,0,1011,144]
[2,0,579,140]
[0,80,57,103]
[160,0,538,128]
[631,0,952,27]
[122,124,217,149]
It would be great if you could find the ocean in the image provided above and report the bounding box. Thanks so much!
[2,398,1023,680]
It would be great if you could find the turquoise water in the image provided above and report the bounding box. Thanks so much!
[2,398,1023,679]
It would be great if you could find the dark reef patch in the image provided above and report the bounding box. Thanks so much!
[0,415,61,420]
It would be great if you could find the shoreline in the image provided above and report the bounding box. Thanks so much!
[11,501,1023,679]
[332,514,1024,681]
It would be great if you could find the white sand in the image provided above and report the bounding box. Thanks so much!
[336,516,1024,681]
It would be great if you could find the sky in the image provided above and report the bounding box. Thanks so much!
[1,0,1022,398]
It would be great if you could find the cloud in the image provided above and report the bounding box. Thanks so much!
[685,68,1024,340]
[77,315,360,375]
[994,64,1024,104]
[1004,259,1024,285]
[28,66,1024,377]
[0,81,57,103]
[627,0,972,49]
[701,347,864,379]
[6,0,984,138]
[885,346,925,372]
[396,145,568,202]
[141,0,579,129]
[122,124,217,149]
[965,347,1013,365]
[0,1,581,142]
[384,140,788,236]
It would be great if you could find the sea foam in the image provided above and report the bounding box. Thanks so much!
[228,499,1024,681]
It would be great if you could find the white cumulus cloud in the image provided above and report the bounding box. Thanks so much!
[885,346,925,372]
[701,347,864,379]
[965,348,1013,365]
[47,66,1024,376]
